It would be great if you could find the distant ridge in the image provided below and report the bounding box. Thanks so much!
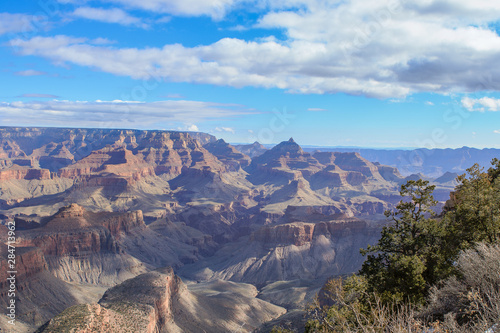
[302,146,500,178]
[232,140,499,178]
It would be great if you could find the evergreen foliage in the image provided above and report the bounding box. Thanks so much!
[304,159,500,332]
[359,179,452,304]
[446,162,500,246]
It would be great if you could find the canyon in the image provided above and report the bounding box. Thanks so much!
[0,127,464,332]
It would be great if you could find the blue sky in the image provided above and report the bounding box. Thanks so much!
[1,0,500,148]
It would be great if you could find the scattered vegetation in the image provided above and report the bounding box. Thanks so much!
[304,159,500,332]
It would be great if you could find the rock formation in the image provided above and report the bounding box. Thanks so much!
[0,128,410,220]
[234,141,268,158]
[0,127,457,332]
[38,267,285,333]
[181,219,382,285]
[204,139,251,171]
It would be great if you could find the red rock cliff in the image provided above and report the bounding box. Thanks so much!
[0,247,48,295]
[17,204,146,256]
[251,220,369,247]
[0,167,51,181]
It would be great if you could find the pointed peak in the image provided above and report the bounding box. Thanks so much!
[215,138,227,144]
[270,138,303,155]
[276,137,299,148]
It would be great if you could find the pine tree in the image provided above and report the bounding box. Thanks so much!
[447,161,500,246]
[359,179,451,304]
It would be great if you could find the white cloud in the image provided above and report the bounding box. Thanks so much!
[307,108,327,112]
[72,7,147,28]
[494,130,500,134]
[462,97,500,112]
[187,124,199,131]
[9,0,500,98]
[0,99,253,129]
[215,126,235,133]
[425,101,434,106]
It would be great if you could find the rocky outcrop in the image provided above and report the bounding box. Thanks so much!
[251,223,315,246]
[242,139,402,215]
[0,166,51,181]
[39,267,285,333]
[252,220,370,247]
[234,141,268,158]
[313,152,403,184]
[42,204,145,232]
[0,247,48,293]
[251,138,322,174]
[32,143,75,171]
[14,204,148,285]
[204,139,251,171]
[17,204,146,256]
[313,151,400,185]
[0,128,225,210]
[0,129,436,332]
[18,229,121,257]
[284,205,355,221]
[58,146,155,182]
[0,127,215,178]
[101,211,145,238]
[0,129,405,218]
[182,220,381,285]
[9,204,221,288]
[353,201,388,215]
[0,227,111,329]
[376,164,403,182]
[98,267,183,332]
[134,131,221,178]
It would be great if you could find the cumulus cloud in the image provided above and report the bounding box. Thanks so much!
[462,97,500,112]
[9,0,500,98]
[494,130,500,134]
[72,7,147,28]
[0,99,253,128]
